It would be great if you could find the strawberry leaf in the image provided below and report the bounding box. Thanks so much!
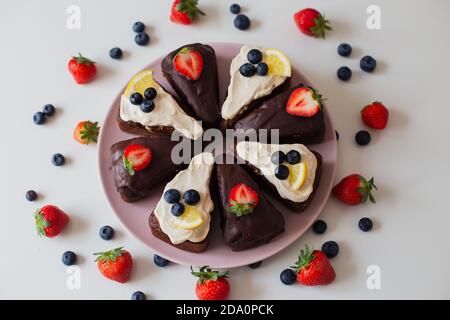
[226,200,254,217]
[122,155,135,176]
[80,121,100,144]
[93,247,125,263]
[191,265,229,285]
[73,53,95,65]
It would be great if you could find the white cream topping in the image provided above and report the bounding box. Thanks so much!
[236,141,317,202]
[120,81,203,140]
[221,45,288,120]
[154,152,215,244]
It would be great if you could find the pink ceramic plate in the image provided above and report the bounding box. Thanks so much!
[98,43,337,268]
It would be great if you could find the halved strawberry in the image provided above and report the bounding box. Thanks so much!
[173,47,203,80]
[122,144,152,175]
[286,87,323,117]
[227,183,259,217]
[73,121,100,145]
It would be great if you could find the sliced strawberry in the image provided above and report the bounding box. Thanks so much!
[122,144,152,175]
[286,87,322,117]
[227,183,259,216]
[173,47,203,80]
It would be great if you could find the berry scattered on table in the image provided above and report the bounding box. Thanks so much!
[170,0,205,25]
[355,130,371,146]
[33,111,46,125]
[68,53,97,84]
[154,254,171,267]
[230,4,241,14]
[94,247,133,283]
[135,32,150,46]
[335,130,339,140]
[293,8,331,38]
[73,121,100,145]
[359,217,373,232]
[312,219,327,234]
[62,251,77,266]
[131,291,146,300]
[26,190,38,202]
[293,245,336,286]
[361,101,389,129]
[192,266,230,300]
[132,21,145,33]
[183,189,200,205]
[34,205,69,238]
[99,226,115,240]
[322,241,339,258]
[333,174,376,205]
[337,43,352,57]
[234,14,251,30]
[43,104,55,117]
[360,55,377,72]
[248,261,262,269]
[337,66,352,81]
[51,153,65,166]
[280,269,297,285]
[109,47,123,59]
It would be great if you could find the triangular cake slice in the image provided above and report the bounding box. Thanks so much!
[150,153,215,253]
[235,141,322,212]
[221,45,291,128]
[110,136,188,202]
[162,43,221,128]
[118,70,203,140]
[234,84,325,144]
[216,163,285,251]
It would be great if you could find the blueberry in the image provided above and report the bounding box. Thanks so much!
[51,153,65,166]
[359,217,373,232]
[130,92,144,105]
[171,203,185,217]
[312,219,327,234]
[248,261,262,269]
[271,151,286,165]
[247,49,263,64]
[131,291,146,300]
[140,100,155,113]
[337,66,352,81]
[274,165,289,180]
[183,189,200,205]
[280,269,296,285]
[230,3,241,14]
[144,87,157,100]
[337,43,352,57]
[360,55,377,72]
[43,104,55,117]
[335,130,339,140]
[286,150,301,164]
[256,63,268,76]
[355,130,371,146]
[33,111,46,125]
[109,47,123,59]
[164,189,181,204]
[135,32,150,46]
[322,241,339,258]
[239,63,256,77]
[153,254,170,267]
[62,251,77,266]
[132,21,145,33]
[99,225,115,240]
[234,14,251,30]
[26,190,38,201]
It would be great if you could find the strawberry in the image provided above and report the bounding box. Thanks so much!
[122,144,152,175]
[361,101,389,129]
[170,0,205,25]
[73,121,100,145]
[227,183,259,217]
[68,53,97,84]
[332,174,377,205]
[191,266,230,300]
[293,245,336,286]
[94,247,133,283]
[286,87,323,117]
[173,47,203,80]
[293,8,331,38]
[34,205,69,238]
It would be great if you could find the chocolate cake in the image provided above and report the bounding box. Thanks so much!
[110,136,187,202]
[234,84,325,144]
[216,164,285,251]
[162,43,221,128]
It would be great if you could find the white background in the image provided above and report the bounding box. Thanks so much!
[1,0,449,299]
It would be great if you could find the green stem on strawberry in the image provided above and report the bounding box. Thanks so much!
[122,156,135,176]
[226,200,255,217]
[73,53,95,65]
[34,209,50,237]
[291,245,315,273]
[357,176,377,203]
[93,247,125,262]
[191,265,230,284]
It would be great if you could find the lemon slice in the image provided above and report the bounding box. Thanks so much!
[124,70,158,97]
[264,49,292,77]
[287,162,308,190]
[174,205,204,230]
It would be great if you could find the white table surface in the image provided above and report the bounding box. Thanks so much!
[1,0,450,300]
